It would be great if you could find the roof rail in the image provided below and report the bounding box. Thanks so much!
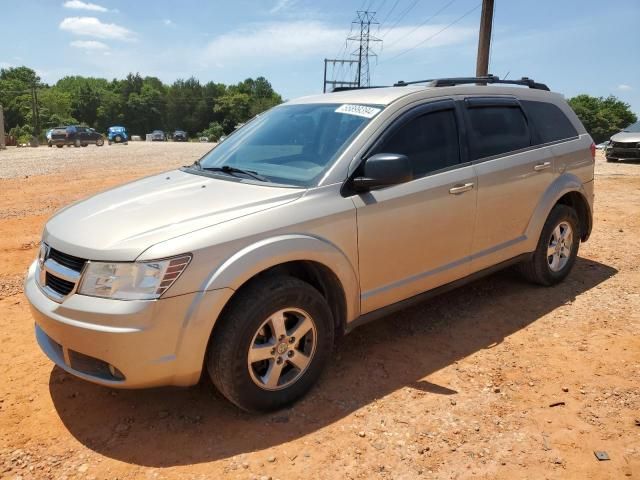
[332,85,388,92]
[393,74,550,91]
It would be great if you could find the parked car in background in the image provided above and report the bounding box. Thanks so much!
[199,136,209,142]
[150,130,166,141]
[173,130,188,142]
[606,120,640,162]
[107,126,129,145]
[46,128,57,146]
[26,76,595,412]
[49,125,105,148]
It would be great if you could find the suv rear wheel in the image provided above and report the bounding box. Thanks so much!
[207,276,334,412]
[519,204,580,286]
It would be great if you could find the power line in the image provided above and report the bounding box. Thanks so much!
[379,0,420,38]
[382,3,481,62]
[384,0,457,48]
[378,0,401,27]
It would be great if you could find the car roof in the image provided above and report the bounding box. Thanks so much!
[286,84,562,107]
[287,86,425,106]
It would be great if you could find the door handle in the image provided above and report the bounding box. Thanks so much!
[449,183,474,194]
[533,162,551,171]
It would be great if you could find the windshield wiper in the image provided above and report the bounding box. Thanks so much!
[201,165,270,182]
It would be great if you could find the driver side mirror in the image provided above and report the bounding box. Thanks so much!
[352,153,413,192]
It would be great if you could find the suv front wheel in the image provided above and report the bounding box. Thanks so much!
[519,204,580,286]
[207,276,334,412]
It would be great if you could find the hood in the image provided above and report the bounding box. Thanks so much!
[44,169,304,261]
[611,131,640,143]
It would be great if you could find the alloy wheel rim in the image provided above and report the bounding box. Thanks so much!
[547,221,573,272]
[247,308,317,391]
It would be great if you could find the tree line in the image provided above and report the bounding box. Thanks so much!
[1,66,637,145]
[0,66,283,143]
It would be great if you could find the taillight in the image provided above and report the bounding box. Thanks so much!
[590,142,596,159]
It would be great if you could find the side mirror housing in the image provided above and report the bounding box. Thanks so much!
[352,153,413,191]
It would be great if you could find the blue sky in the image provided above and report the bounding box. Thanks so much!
[1,0,639,114]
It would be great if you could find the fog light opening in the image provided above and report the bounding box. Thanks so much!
[108,364,125,380]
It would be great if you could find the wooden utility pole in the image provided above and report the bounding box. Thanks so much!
[0,104,5,150]
[475,0,494,77]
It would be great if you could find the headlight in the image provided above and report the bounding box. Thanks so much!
[78,255,191,300]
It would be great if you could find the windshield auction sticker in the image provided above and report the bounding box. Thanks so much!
[335,104,382,119]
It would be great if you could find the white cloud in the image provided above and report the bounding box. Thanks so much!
[202,21,475,66]
[70,40,109,50]
[59,17,135,41]
[163,19,175,27]
[270,0,298,14]
[617,84,632,91]
[204,22,344,63]
[62,0,108,12]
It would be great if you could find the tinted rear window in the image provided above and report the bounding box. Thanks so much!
[466,106,530,160]
[522,100,577,144]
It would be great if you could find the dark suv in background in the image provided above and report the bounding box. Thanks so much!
[173,130,188,142]
[49,126,105,148]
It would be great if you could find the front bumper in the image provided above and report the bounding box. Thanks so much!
[606,147,640,160]
[25,262,234,388]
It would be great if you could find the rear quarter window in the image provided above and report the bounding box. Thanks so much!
[522,100,578,144]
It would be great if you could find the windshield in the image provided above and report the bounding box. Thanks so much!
[623,121,640,133]
[192,103,382,187]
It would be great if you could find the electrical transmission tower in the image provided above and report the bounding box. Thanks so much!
[348,11,381,88]
[323,10,382,92]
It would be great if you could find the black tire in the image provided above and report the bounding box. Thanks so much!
[518,204,580,286]
[96,138,104,146]
[606,157,617,162]
[74,139,81,147]
[56,144,64,148]
[207,276,334,412]
[81,144,88,147]
[114,135,122,143]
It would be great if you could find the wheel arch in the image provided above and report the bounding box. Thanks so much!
[526,173,593,246]
[555,190,592,241]
[205,235,358,330]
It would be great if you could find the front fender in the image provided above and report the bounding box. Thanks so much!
[202,234,360,322]
[525,172,591,249]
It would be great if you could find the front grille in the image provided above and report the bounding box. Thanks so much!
[45,272,75,296]
[49,248,86,272]
[611,141,637,149]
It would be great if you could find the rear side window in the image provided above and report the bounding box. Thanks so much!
[378,109,460,177]
[522,100,578,144]
[466,105,530,160]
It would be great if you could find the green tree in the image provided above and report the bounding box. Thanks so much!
[197,121,225,141]
[568,94,637,143]
[0,65,284,139]
[214,91,252,133]
[0,66,42,133]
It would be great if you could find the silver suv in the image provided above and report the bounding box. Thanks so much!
[26,76,595,412]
